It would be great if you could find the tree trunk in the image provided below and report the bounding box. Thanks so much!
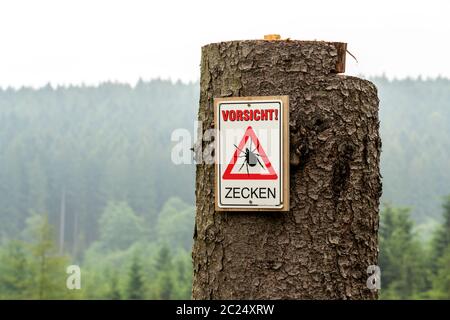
[192,40,382,299]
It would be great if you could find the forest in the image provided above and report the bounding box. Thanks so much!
[0,77,448,299]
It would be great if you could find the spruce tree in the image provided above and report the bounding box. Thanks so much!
[431,195,450,268]
[25,213,69,299]
[109,273,121,300]
[155,245,171,272]
[158,272,174,300]
[429,246,450,299]
[0,241,30,299]
[379,205,428,299]
[428,195,450,299]
[126,255,145,300]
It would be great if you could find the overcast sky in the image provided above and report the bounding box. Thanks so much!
[0,0,449,88]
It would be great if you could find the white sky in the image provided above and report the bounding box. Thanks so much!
[0,0,449,88]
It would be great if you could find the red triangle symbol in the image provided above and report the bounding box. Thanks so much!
[222,126,278,180]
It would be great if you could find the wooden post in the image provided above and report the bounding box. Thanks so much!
[192,38,381,299]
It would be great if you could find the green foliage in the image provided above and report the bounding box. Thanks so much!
[379,205,430,299]
[379,200,450,299]
[428,246,450,299]
[155,244,172,272]
[0,214,79,299]
[126,255,145,300]
[82,242,192,300]
[149,244,192,300]
[107,271,122,300]
[156,272,174,300]
[156,198,195,251]
[425,196,450,299]
[152,245,174,299]
[80,198,193,300]
[98,202,145,251]
[430,195,450,269]
[172,250,193,299]
[0,241,31,299]
[25,214,72,299]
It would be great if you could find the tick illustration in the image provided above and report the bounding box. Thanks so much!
[234,139,265,175]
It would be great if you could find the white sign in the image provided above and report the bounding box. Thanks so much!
[215,96,289,211]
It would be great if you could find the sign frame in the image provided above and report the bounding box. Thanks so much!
[214,96,290,212]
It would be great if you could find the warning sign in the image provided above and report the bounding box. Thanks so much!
[215,96,289,211]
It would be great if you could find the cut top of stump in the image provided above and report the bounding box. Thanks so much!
[202,40,347,74]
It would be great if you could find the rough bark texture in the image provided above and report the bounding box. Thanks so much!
[192,40,382,300]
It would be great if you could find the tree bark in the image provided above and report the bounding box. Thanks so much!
[192,40,382,299]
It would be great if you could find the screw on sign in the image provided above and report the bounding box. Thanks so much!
[214,96,289,211]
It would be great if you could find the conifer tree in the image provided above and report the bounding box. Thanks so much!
[0,241,30,299]
[126,255,145,300]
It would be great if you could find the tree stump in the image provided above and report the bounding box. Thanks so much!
[192,40,382,299]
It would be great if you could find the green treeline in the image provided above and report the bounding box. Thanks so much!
[0,77,449,299]
[0,198,194,299]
